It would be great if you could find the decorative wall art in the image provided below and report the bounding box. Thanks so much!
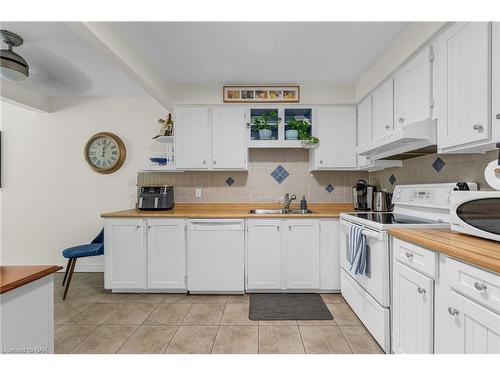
[223,85,300,103]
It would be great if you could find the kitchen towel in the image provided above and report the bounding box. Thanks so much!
[349,225,368,275]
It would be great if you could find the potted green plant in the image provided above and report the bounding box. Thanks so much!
[286,117,320,147]
[251,111,281,140]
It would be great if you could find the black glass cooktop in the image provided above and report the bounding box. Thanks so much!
[348,212,440,225]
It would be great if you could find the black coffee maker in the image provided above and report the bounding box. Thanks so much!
[352,179,377,211]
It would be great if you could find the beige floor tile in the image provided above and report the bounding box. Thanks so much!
[328,303,362,326]
[67,303,123,324]
[339,326,383,354]
[127,294,167,304]
[321,293,346,304]
[144,303,191,325]
[54,302,92,324]
[297,318,335,326]
[182,304,225,326]
[60,286,107,303]
[54,324,99,353]
[212,326,258,354]
[105,303,158,325]
[258,320,297,326]
[118,325,178,354]
[162,294,197,304]
[165,326,218,354]
[71,325,138,354]
[259,326,305,354]
[299,325,352,354]
[220,304,257,326]
[99,293,134,304]
[195,295,228,304]
[227,294,250,304]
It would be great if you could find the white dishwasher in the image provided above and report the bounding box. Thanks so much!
[186,219,245,293]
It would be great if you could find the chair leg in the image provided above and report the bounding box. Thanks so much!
[62,258,73,287]
[63,258,77,300]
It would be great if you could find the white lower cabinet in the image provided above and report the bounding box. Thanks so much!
[105,219,186,291]
[392,260,434,354]
[246,218,331,291]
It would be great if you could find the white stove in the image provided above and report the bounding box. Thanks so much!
[339,182,477,353]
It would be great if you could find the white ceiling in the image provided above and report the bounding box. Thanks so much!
[0,22,146,96]
[113,22,409,85]
[0,22,409,97]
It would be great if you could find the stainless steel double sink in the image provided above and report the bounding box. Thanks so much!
[249,209,317,215]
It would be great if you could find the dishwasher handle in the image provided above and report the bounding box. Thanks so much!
[187,220,245,231]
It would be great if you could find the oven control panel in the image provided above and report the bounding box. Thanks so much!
[392,183,477,208]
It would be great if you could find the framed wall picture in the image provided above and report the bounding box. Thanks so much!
[223,85,300,103]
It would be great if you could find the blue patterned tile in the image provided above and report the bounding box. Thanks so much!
[270,165,289,184]
[432,157,445,172]
[389,175,397,185]
[225,177,235,186]
[325,184,335,193]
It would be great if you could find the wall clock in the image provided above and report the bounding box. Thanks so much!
[84,132,126,174]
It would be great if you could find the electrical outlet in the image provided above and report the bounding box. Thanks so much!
[195,188,202,198]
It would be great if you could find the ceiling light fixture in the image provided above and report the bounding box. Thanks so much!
[1,30,29,81]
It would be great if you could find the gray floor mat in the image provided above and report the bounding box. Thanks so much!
[249,293,333,321]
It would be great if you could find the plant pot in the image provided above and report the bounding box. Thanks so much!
[285,129,299,140]
[258,129,272,140]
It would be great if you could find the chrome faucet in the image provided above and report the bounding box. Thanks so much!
[283,193,297,210]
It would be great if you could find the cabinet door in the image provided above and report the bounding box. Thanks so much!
[493,22,500,142]
[175,107,210,169]
[286,219,320,289]
[319,219,340,290]
[436,289,500,354]
[392,261,434,354]
[394,47,432,128]
[435,22,490,150]
[357,96,373,168]
[312,106,357,169]
[372,79,394,139]
[104,219,145,289]
[147,219,186,290]
[246,220,283,290]
[212,107,247,169]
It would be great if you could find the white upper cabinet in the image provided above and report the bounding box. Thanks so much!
[286,219,320,290]
[357,96,373,168]
[212,107,248,170]
[310,106,357,170]
[175,107,211,169]
[493,22,500,143]
[372,78,394,139]
[434,22,491,152]
[394,46,432,128]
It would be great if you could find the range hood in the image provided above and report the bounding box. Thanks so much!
[357,118,437,160]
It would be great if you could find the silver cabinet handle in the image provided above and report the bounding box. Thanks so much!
[448,307,459,316]
[135,225,141,230]
[288,225,292,231]
[405,252,413,259]
[474,281,487,291]
[319,160,323,164]
[417,286,426,294]
[203,160,206,164]
[385,124,391,129]
[276,226,280,232]
[213,160,216,165]
[147,225,152,230]
[472,124,483,132]
[246,122,251,128]
[496,113,500,120]
[398,117,405,123]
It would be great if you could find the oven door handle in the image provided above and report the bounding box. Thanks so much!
[340,220,382,240]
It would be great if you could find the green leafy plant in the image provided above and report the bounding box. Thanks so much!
[251,111,281,131]
[287,117,319,144]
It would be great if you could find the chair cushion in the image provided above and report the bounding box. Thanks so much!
[63,243,104,259]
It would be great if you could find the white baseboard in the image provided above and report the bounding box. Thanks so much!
[57,264,104,273]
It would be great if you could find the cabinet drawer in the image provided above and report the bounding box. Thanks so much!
[442,256,500,315]
[392,238,437,279]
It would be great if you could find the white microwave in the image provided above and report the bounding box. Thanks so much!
[450,191,500,242]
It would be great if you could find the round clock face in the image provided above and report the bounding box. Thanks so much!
[85,133,126,174]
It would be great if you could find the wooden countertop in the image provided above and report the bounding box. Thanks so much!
[389,228,500,274]
[101,202,354,219]
[1,265,62,294]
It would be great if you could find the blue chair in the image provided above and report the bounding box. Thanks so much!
[61,229,104,300]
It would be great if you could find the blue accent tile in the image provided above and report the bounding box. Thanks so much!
[225,177,235,186]
[325,184,335,193]
[389,175,397,185]
[432,157,445,172]
[270,165,290,184]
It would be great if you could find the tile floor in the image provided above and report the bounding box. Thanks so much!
[53,272,383,354]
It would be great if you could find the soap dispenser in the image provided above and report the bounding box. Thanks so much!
[300,196,308,211]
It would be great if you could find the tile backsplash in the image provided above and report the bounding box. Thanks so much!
[369,150,498,191]
[138,149,367,203]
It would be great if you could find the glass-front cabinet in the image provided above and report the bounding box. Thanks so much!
[247,106,313,148]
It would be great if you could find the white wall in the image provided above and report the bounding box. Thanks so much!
[355,22,447,101]
[0,97,165,270]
